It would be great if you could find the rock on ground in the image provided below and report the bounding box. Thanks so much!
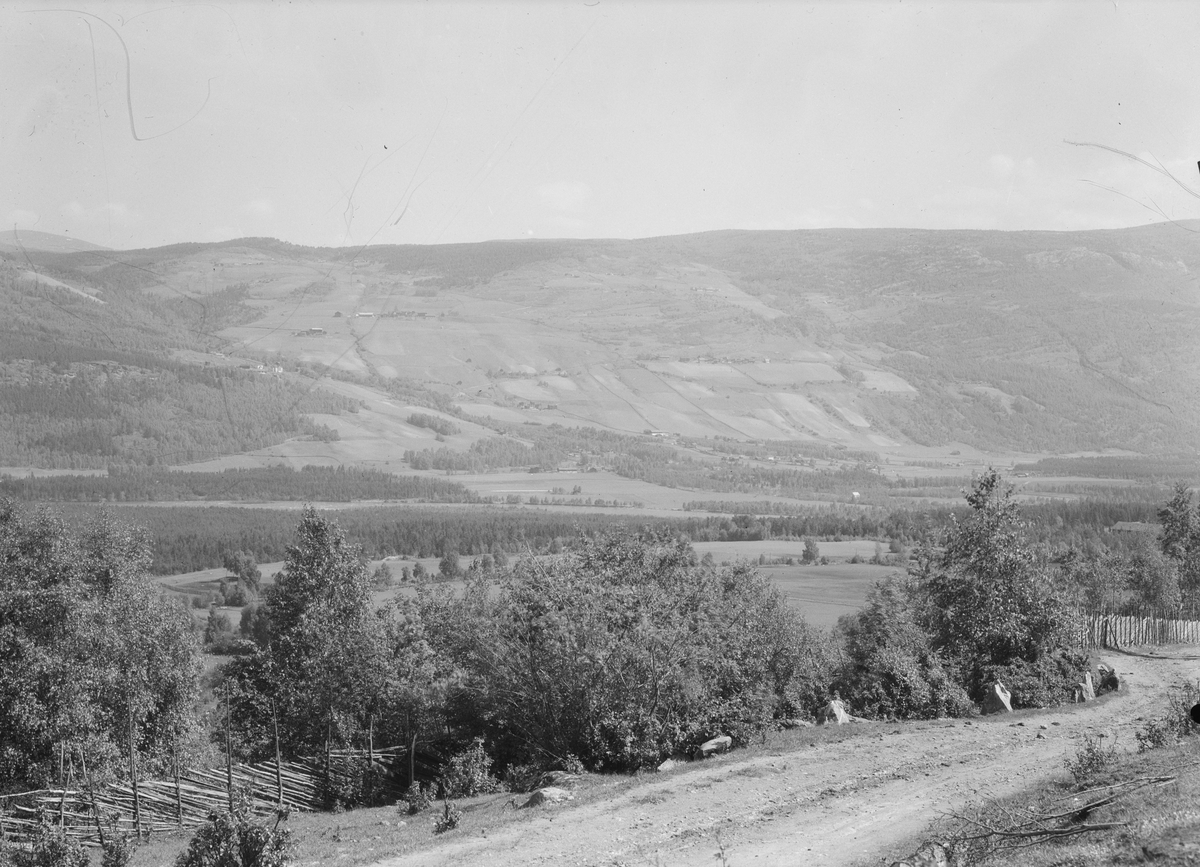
[522,787,575,808]
[981,682,1013,714]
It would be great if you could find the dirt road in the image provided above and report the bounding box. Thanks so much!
[370,648,1200,867]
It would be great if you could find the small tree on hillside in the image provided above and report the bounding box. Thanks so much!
[1158,484,1200,606]
[224,507,390,765]
[913,469,1078,700]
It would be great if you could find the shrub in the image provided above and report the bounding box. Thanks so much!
[3,809,89,867]
[560,753,585,776]
[422,530,831,771]
[1064,733,1117,788]
[835,579,972,720]
[401,782,433,815]
[174,800,292,867]
[978,648,1090,710]
[433,800,462,834]
[439,738,500,798]
[100,834,136,867]
[1136,680,1200,752]
[502,762,544,793]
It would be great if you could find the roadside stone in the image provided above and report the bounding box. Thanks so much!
[700,735,732,757]
[1080,672,1096,701]
[522,787,575,808]
[981,682,1013,715]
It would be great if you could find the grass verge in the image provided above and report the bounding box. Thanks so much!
[877,733,1200,866]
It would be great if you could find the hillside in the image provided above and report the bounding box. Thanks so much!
[4,223,1199,470]
[0,229,108,254]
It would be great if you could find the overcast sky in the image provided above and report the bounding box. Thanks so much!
[3,1,1199,250]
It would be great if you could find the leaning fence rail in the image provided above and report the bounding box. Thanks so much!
[0,748,409,847]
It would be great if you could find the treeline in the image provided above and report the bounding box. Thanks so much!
[58,505,693,574]
[0,465,480,504]
[684,498,1160,553]
[1014,455,1200,482]
[404,436,563,472]
[55,491,1163,576]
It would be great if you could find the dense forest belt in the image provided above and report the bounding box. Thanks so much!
[42,492,1160,575]
[0,465,479,504]
[366,648,1192,867]
[52,504,705,574]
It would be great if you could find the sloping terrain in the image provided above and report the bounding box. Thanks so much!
[5,223,1199,468]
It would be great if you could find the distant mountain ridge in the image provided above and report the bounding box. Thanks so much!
[4,222,1199,464]
[0,230,108,254]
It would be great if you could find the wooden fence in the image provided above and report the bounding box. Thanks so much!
[1073,610,1200,649]
[0,748,410,847]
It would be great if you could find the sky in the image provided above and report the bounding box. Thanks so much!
[2,0,1199,250]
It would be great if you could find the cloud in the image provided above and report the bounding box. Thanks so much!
[60,201,137,224]
[244,199,275,219]
[989,154,1016,175]
[538,181,592,213]
[7,209,40,228]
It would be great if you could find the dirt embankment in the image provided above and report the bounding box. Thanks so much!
[369,648,1199,867]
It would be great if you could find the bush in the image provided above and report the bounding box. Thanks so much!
[401,782,433,815]
[1064,733,1117,787]
[978,648,1090,710]
[423,529,831,771]
[100,834,136,867]
[174,800,292,867]
[1136,680,1200,752]
[439,738,500,798]
[835,579,973,720]
[2,809,89,867]
[433,800,461,834]
[502,762,544,794]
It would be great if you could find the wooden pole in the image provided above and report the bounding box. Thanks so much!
[58,742,66,829]
[273,699,283,808]
[366,714,375,804]
[80,745,105,850]
[324,709,332,799]
[225,688,234,814]
[173,742,183,827]
[129,715,142,839]
[409,730,417,790]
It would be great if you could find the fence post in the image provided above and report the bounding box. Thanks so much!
[225,688,234,815]
[80,745,105,850]
[273,699,283,808]
[129,710,141,835]
[173,742,182,827]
